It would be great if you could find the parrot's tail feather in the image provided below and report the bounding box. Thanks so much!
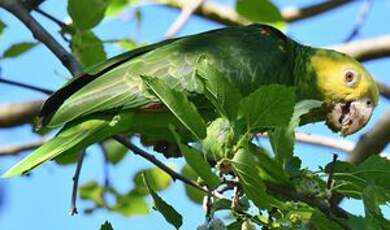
[2,118,112,178]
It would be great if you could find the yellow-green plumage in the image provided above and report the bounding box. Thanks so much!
[2,24,378,178]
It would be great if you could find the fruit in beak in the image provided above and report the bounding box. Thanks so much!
[326,97,374,136]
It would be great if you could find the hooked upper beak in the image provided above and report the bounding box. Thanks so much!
[325,97,374,136]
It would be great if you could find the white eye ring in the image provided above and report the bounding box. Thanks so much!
[344,69,359,87]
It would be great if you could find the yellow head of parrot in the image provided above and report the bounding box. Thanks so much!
[309,49,379,136]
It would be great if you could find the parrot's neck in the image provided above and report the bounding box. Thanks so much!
[291,44,329,124]
[292,44,324,101]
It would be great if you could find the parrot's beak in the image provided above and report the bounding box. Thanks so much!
[325,97,374,136]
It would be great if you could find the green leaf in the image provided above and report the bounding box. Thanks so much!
[116,39,137,50]
[362,185,390,228]
[0,20,6,35]
[68,0,109,30]
[328,156,390,200]
[197,58,242,121]
[285,156,302,178]
[142,76,207,139]
[248,143,290,185]
[79,181,105,207]
[202,118,235,160]
[54,149,82,165]
[235,0,286,29]
[356,155,390,189]
[71,30,106,68]
[2,42,38,59]
[270,100,322,163]
[106,0,136,16]
[133,167,172,195]
[181,164,205,204]
[310,209,343,230]
[226,220,244,230]
[111,193,149,216]
[231,148,270,209]
[143,173,183,229]
[240,85,295,130]
[100,221,114,230]
[171,127,221,188]
[102,139,128,165]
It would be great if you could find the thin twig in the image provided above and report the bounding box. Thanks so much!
[344,0,373,42]
[113,135,226,200]
[69,151,86,216]
[0,0,82,76]
[34,7,69,29]
[327,154,338,190]
[99,143,111,188]
[164,0,205,39]
[0,77,53,95]
[113,135,209,192]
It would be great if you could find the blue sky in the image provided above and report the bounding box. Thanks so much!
[0,0,389,229]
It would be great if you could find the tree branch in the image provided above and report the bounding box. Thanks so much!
[113,136,207,191]
[0,77,53,95]
[282,0,352,22]
[113,135,225,199]
[0,0,82,76]
[344,0,373,42]
[0,100,44,127]
[347,108,390,164]
[163,0,352,26]
[294,132,355,153]
[164,0,205,39]
[377,81,390,100]
[0,139,45,156]
[330,35,390,62]
[266,183,349,221]
[69,151,86,215]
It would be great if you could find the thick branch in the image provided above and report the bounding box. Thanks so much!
[0,139,45,156]
[257,132,355,154]
[0,100,43,127]
[0,0,82,76]
[330,35,390,62]
[347,108,390,164]
[164,0,352,26]
[266,183,349,221]
[377,81,390,100]
[294,132,355,153]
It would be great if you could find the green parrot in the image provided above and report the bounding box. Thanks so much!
[2,24,379,177]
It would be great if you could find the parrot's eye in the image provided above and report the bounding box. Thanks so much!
[344,69,359,87]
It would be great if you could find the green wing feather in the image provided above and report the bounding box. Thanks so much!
[3,24,300,177]
[44,24,295,128]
